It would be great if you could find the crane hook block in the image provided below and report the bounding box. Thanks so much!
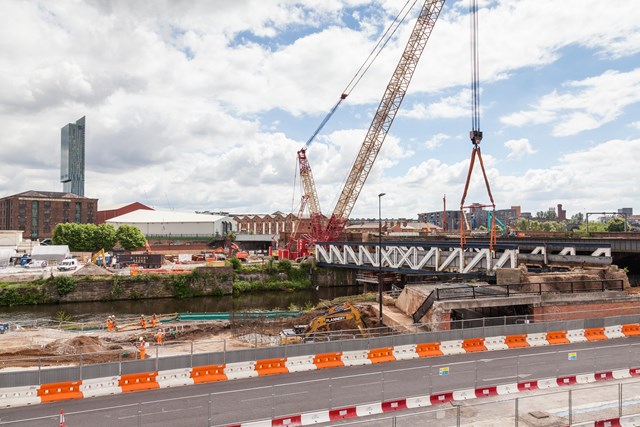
[340,93,348,100]
[470,130,483,145]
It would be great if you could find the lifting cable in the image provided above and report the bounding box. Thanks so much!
[459,0,498,250]
[303,0,418,148]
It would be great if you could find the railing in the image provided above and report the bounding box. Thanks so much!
[435,279,625,300]
[3,343,640,426]
[4,309,640,388]
[412,290,437,323]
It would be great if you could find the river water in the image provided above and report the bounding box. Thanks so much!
[1,286,365,323]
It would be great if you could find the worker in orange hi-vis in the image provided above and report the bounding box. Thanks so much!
[137,337,146,359]
[139,314,147,329]
[156,329,164,345]
[151,313,158,328]
[106,316,113,332]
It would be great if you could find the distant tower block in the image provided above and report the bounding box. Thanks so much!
[60,116,85,196]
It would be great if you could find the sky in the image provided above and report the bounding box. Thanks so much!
[0,0,639,220]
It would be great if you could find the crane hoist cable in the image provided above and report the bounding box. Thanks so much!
[459,0,497,250]
[303,0,418,148]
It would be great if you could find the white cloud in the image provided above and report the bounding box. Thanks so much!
[402,89,471,120]
[501,68,640,136]
[629,121,640,130]
[504,138,536,159]
[0,0,639,220]
[424,133,450,150]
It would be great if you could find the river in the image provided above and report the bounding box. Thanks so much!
[1,286,365,323]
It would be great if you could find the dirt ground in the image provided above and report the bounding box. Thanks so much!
[0,303,381,368]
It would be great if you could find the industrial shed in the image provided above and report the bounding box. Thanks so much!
[106,210,236,238]
[31,245,71,263]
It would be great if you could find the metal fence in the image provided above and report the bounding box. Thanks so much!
[2,309,640,388]
[3,342,640,426]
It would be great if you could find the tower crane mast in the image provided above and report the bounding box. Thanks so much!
[322,0,445,242]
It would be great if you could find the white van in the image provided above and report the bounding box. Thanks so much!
[57,258,78,271]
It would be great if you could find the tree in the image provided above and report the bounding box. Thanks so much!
[607,217,626,232]
[116,225,147,250]
[52,223,118,251]
[570,212,584,225]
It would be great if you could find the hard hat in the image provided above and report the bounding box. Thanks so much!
[139,337,144,341]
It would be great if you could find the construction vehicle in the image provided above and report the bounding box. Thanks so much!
[286,1,445,251]
[487,211,507,237]
[91,249,111,267]
[213,242,249,262]
[280,302,367,345]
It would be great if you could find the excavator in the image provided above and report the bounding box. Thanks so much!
[213,242,249,262]
[280,302,367,345]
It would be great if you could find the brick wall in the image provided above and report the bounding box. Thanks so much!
[533,301,640,321]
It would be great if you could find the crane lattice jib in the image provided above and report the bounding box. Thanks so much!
[323,0,445,242]
[297,148,325,239]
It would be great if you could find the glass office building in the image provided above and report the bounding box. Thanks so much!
[60,116,85,196]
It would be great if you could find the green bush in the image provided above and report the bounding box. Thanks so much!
[0,284,46,306]
[229,257,242,270]
[52,276,76,296]
[278,259,293,272]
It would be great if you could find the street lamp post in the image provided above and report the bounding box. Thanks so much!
[378,192,386,326]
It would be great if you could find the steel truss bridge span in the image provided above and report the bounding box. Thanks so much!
[314,241,612,275]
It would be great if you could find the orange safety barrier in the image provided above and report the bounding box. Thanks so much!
[416,342,443,357]
[314,352,344,369]
[119,372,159,393]
[190,365,227,384]
[622,324,640,337]
[462,338,487,353]
[368,347,396,364]
[584,328,607,341]
[37,381,83,403]
[256,358,289,376]
[505,334,529,349]
[546,331,570,345]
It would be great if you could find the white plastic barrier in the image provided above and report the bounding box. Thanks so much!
[537,378,559,390]
[80,376,122,398]
[576,374,595,384]
[605,325,625,339]
[440,340,465,355]
[621,414,640,426]
[285,355,317,373]
[393,344,419,361]
[406,395,432,409]
[356,402,383,416]
[224,361,258,380]
[301,410,331,424]
[613,369,632,380]
[341,350,371,367]
[526,333,549,347]
[484,336,508,351]
[496,383,519,395]
[566,329,588,343]
[156,368,194,388]
[0,385,41,408]
[452,389,476,401]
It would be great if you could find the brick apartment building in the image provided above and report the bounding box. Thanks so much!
[0,190,98,240]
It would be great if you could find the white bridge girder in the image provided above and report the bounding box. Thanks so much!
[315,244,518,274]
[314,243,611,274]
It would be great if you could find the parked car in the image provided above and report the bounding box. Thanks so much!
[25,260,48,268]
[57,258,78,271]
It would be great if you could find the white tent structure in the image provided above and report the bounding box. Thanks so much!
[106,210,236,237]
[31,245,71,263]
[0,248,16,267]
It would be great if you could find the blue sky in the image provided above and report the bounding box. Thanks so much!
[0,0,638,220]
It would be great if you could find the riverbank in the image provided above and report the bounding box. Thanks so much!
[0,261,315,307]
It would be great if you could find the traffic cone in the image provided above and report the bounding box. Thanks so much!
[59,409,66,427]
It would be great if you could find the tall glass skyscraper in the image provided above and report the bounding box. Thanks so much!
[60,116,85,196]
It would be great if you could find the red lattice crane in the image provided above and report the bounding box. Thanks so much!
[321,0,446,242]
